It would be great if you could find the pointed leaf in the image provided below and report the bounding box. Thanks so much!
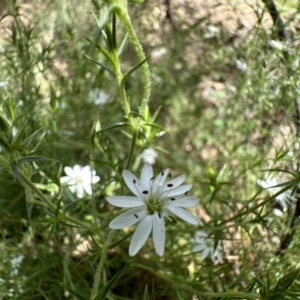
[86,55,117,79]
[121,56,151,86]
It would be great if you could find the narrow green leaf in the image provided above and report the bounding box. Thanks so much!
[86,55,117,79]
[121,56,151,86]
[17,156,58,164]
[273,269,300,292]
[108,231,132,249]
[118,33,128,56]
[21,127,43,148]
[96,259,132,300]
[91,122,130,135]
[142,285,150,300]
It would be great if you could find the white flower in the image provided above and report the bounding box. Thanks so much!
[257,177,296,212]
[107,163,201,256]
[235,59,248,73]
[141,148,158,165]
[192,231,223,263]
[60,165,100,198]
[89,88,110,105]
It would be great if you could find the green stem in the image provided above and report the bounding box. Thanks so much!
[126,128,138,170]
[20,172,92,230]
[117,8,151,118]
[90,230,113,300]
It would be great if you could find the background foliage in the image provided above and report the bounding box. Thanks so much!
[0,0,300,299]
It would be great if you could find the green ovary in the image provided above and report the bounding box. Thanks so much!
[147,198,163,214]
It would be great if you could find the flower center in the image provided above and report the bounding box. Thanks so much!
[147,197,163,215]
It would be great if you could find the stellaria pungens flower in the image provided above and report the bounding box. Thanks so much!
[192,230,223,263]
[107,163,201,256]
[257,177,296,216]
[60,165,100,198]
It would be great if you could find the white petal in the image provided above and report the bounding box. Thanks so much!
[107,196,146,208]
[84,183,93,195]
[129,215,153,256]
[123,170,146,198]
[201,247,210,260]
[75,185,85,198]
[163,184,192,197]
[60,176,71,184]
[163,174,186,190]
[152,212,165,256]
[82,165,92,175]
[109,207,147,229]
[192,244,206,252]
[64,167,76,178]
[165,206,201,225]
[92,175,100,184]
[169,196,199,207]
[152,168,169,194]
[73,165,83,177]
[140,163,153,190]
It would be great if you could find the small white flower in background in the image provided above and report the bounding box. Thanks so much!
[107,163,201,256]
[0,81,8,88]
[10,254,24,276]
[192,231,223,263]
[60,165,100,198]
[257,177,296,214]
[141,148,158,165]
[268,40,285,51]
[89,88,110,105]
[235,59,248,73]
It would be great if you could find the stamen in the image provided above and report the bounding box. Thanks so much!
[170,197,175,201]
[134,214,139,218]
[150,176,154,180]
[133,179,136,184]
[184,191,188,195]
[161,171,164,176]
[167,183,173,187]
[158,212,161,218]
[142,190,148,194]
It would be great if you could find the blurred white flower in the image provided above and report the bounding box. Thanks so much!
[192,231,223,263]
[0,81,8,88]
[268,40,285,50]
[60,165,100,198]
[107,163,201,256]
[235,59,248,72]
[141,148,158,165]
[10,254,24,276]
[89,88,110,105]
[257,177,296,213]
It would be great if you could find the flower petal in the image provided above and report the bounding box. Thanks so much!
[163,184,192,197]
[152,168,169,194]
[201,247,210,260]
[152,212,165,256]
[140,163,153,191]
[64,167,76,178]
[163,174,186,191]
[165,206,201,225]
[123,170,146,199]
[107,196,146,208]
[129,215,153,256]
[109,207,147,229]
[169,196,199,207]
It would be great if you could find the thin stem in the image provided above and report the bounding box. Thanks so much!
[90,230,113,300]
[20,172,92,230]
[117,8,151,118]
